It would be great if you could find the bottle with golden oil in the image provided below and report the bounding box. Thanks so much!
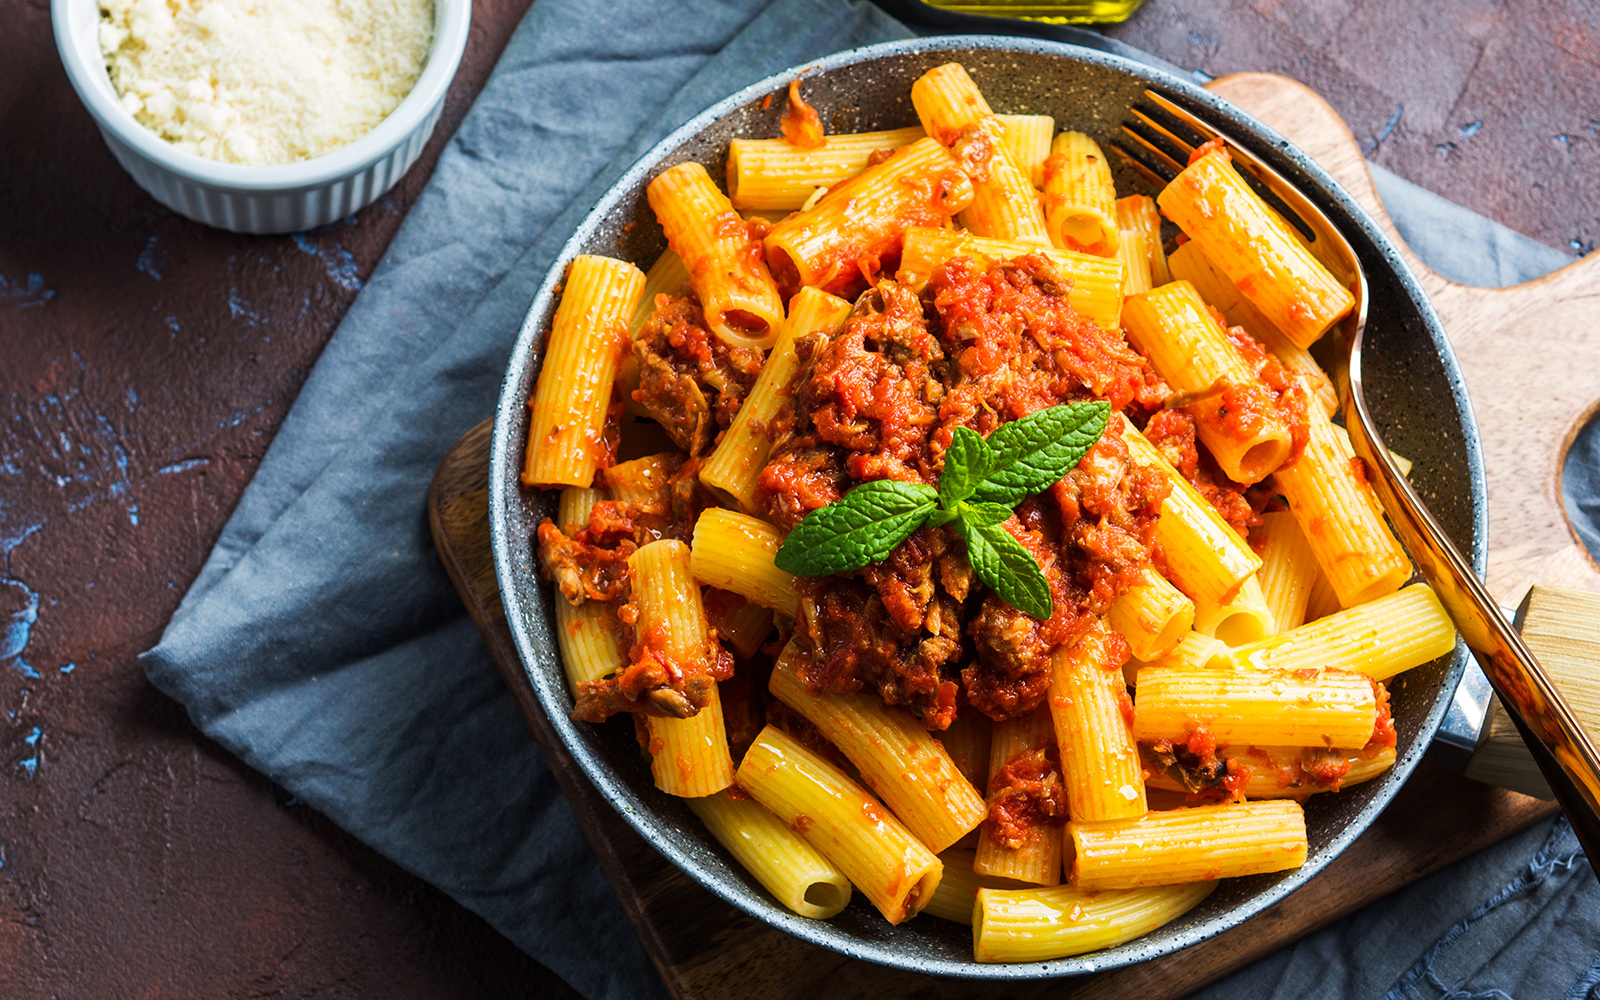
[916,0,1147,24]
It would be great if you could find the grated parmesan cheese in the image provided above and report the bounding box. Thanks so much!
[98,0,433,166]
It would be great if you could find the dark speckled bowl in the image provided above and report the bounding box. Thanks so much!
[488,37,1485,978]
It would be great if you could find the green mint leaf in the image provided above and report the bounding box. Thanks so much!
[970,402,1112,506]
[956,518,1053,620]
[938,426,993,507]
[957,501,1013,527]
[925,507,960,529]
[774,480,937,577]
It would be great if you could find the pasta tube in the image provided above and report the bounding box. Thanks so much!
[1192,574,1275,646]
[1158,146,1354,348]
[1122,281,1295,485]
[1212,584,1457,681]
[629,249,692,335]
[1069,799,1308,889]
[974,706,1064,886]
[1041,131,1119,256]
[736,725,943,924]
[1133,663,1379,749]
[909,64,1048,244]
[1120,416,1262,607]
[763,137,973,296]
[698,287,852,511]
[974,882,1216,962]
[687,789,853,918]
[632,540,734,797]
[994,113,1055,188]
[1048,624,1146,823]
[938,711,993,794]
[1273,405,1412,607]
[552,486,627,692]
[1167,240,1338,416]
[1107,568,1195,661]
[1118,193,1170,285]
[768,645,987,853]
[647,162,786,350]
[1254,510,1320,633]
[690,508,800,618]
[522,255,644,489]
[898,226,1123,330]
[726,126,925,212]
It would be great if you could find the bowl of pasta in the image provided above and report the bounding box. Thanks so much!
[488,36,1483,977]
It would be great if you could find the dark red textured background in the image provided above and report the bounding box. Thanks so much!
[0,0,1595,996]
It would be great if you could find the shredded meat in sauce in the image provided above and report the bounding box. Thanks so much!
[758,254,1170,727]
[632,293,764,456]
[985,744,1069,849]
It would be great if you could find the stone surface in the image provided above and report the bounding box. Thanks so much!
[0,0,1594,996]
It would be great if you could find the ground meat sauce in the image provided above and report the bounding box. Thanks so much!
[985,745,1069,849]
[758,254,1170,727]
[632,293,764,456]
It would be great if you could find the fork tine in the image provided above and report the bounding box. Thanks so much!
[1141,91,1216,150]
[1118,117,1188,178]
[1129,107,1204,162]
[1108,141,1176,188]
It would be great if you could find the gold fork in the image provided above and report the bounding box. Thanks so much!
[1115,90,1600,865]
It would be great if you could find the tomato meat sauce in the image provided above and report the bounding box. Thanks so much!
[758,254,1172,729]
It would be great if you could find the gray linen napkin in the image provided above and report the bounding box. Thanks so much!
[141,0,1597,997]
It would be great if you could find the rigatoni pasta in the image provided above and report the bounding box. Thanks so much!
[519,61,1457,963]
[768,645,987,854]
[1042,131,1119,256]
[687,790,853,918]
[647,162,786,350]
[1158,145,1355,348]
[522,254,644,489]
[726,126,925,212]
[736,725,943,924]
[1069,800,1308,889]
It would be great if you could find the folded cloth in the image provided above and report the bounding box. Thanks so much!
[140,1,1597,998]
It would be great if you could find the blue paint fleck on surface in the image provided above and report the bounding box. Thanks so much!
[166,315,181,333]
[125,385,139,413]
[22,726,40,747]
[59,662,74,674]
[0,520,43,681]
[1554,133,1573,148]
[1460,120,1482,138]
[292,234,364,292]
[0,273,56,308]
[156,457,210,476]
[228,288,263,325]
[136,235,167,280]
[18,756,37,779]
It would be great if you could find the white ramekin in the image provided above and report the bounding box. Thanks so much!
[52,0,471,234]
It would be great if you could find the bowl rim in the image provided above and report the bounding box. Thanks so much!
[488,34,1485,979]
[50,0,472,191]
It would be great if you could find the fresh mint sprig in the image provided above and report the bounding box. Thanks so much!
[772,402,1111,619]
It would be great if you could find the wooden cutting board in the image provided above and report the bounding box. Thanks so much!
[427,73,1598,998]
